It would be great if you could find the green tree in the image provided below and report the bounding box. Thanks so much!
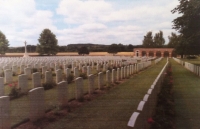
[78,46,89,55]
[107,44,119,55]
[154,31,165,47]
[0,31,9,55]
[126,44,134,52]
[142,31,154,48]
[118,43,125,52]
[37,29,59,55]
[172,0,200,56]
[167,32,182,48]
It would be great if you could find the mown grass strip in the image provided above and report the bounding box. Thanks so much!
[44,59,167,129]
[171,59,200,129]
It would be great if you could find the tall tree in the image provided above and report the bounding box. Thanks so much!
[107,44,119,55]
[0,31,9,55]
[142,31,154,48]
[78,46,89,55]
[37,29,59,55]
[167,32,182,48]
[154,31,165,47]
[172,0,200,55]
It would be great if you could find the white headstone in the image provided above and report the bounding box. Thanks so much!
[57,81,68,107]
[0,96,10,129]
[29,87,45,122]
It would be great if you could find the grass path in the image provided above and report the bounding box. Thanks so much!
[171,59,200,129]
[44,59,167,129]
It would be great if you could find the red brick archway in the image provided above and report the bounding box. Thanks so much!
[133,48,174,57]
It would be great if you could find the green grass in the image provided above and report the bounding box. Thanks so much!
[180,57,200,66]
[43,59,167,129]
[8,66,121,126]
[171,59,200,129]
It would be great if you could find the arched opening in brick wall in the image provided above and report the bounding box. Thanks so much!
[142,51,146,56]
[156,51,161,57]
[164,51,169,57]
[133,48,174,57]
[149,51,154,57]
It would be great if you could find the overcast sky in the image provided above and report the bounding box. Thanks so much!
[0,0,180,47]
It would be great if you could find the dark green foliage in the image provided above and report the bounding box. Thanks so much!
[142,31,154,48]
[67,74,74,84]
[0,72,4,77]
[154,31,165,47]
[78,46,89,55]
[42,82,56,90]
[172,0,200,56]
[68,64,72,69]
[142,31,165,48]
[107,44,120,55]
[79,72,87,79]
[32,68,38,73]
[8,82,21,99]
[0,31,9,55]
[167,32,181,48]
[37,28,59,55]
[186,55,197,59]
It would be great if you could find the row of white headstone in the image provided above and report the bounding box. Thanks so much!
[173,57,200,77]
[127,58,166,128]
[0,59,153,128]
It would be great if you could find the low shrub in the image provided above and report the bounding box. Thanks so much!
[8,82,21,99]
[67,74,74,84]
[32,68,38,73]
[79,72,87,79]
[0,72,4,77]
[42,82,56,90]
[186,55,197,59]
[68,64,72,69]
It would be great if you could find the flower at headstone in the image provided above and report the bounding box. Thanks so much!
[147,117,155,124]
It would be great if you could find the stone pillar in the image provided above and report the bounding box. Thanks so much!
[0,96,10,129]
[29,87,45,122]
[154,52,156,57]
[169,52,172,58]
[161,52,164,57]
[146,52,149,57]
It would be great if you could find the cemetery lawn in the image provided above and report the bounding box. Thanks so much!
[43,59,167,129]
[180,56,200,66]
[171,59,200,129]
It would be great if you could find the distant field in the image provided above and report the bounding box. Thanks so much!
[5,52,134,56]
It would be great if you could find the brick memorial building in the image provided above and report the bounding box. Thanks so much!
[133,48,174,57]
